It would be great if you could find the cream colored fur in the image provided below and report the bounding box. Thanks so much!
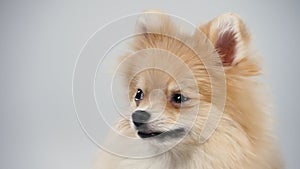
[95,11,283,169]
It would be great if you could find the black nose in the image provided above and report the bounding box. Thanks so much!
[132,110,151,127]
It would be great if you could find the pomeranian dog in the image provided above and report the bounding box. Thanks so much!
[96,11,283,169]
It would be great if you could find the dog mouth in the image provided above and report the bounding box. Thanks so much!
[137,131,163,138]
[137,128,185,139]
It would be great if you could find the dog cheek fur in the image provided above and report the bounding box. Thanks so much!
[196,13,283,168]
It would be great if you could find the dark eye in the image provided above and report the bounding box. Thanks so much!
[171,93,189,104]
[134,89,144,101]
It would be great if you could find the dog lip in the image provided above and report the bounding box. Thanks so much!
[137,128,185,139]
[137,131,163,138]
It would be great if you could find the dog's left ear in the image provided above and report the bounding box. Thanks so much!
[199,13,251,66]
[135,10,175,36]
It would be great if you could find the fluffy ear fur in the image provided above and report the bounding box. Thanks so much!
[131,10,190,53]
[135,10,176,36]
[200,13,251,66]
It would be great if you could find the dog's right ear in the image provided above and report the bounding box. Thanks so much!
[135,10,175,36]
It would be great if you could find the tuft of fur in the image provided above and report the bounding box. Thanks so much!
[96,11,283,169]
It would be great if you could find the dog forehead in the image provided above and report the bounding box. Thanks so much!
[130,50,195,74]
[136,69,172,89]
[135,69,197,92]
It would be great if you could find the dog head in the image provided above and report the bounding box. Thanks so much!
[117,11,260,145]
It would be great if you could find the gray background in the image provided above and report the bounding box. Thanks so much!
[0,0,299,169]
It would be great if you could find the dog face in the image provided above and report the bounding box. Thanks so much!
[118,11,259,145]
[120,45,209,144]
[127,56,201,141]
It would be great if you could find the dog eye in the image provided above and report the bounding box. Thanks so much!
[171,94,189,104]
[134,89,144,101]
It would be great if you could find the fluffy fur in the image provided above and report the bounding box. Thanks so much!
[96,11,283,169]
